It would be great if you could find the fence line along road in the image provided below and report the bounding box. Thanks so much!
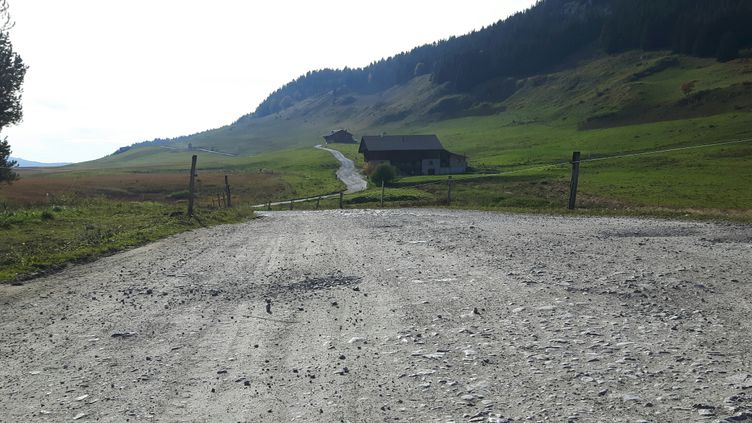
[251,192,342,209]
[250,136,752,210]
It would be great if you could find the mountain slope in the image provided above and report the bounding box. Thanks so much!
[62,0,752,216]
[282,51,752,159]
[101,50,752,166]
[104,0,752,160]
[9,157,70,167]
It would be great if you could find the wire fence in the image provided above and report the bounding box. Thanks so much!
[255,136,752,211]
[4,136,751,212]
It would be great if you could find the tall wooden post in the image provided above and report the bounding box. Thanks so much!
[339,191,344,209]
[447,176,453,204]
[187,155,197,217]
[224,175,232,208]
[380,180,385,207]
[568,151,581,210]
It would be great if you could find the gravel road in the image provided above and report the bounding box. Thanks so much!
[315,144,367,193]
[2,209,751,422]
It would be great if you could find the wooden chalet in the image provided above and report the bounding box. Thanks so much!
[323,129,356,144]
[358,134,467,176]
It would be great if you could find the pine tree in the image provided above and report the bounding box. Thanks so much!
[717,31,739,62]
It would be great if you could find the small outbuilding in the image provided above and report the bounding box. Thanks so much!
[358,134,467,176]
[323,129,356,144]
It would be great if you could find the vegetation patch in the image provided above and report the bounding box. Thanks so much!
[0,200,254,283]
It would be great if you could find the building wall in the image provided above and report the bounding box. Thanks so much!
[363,149,466,175]
[324,131,355,143]
[421,155,466,175]
[421,158,438,175]
[435,166,466,175]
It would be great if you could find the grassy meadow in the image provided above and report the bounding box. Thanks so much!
[0,147,343,283]
[3,50,752,282]
[0,200,255,282]
[320,52,752,219]
[2,146,345,208]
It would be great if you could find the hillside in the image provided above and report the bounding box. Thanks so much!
[9,0,750,218]
[106,0,752,159]
[9,157,70,168]
[100,50,752,168]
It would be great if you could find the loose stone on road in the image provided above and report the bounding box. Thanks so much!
[1,209,751,422]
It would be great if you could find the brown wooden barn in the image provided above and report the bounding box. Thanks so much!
[323,129,356,144]
[358,134,467,175]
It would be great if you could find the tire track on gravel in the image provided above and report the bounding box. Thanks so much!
[2,210,751,422]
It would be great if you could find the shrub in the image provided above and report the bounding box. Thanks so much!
[40,210,54,221]
[369,164,398,186]
[681,80,697,96]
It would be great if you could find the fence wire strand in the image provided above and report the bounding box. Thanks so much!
[5,137,752,207]
[399,136,752,191]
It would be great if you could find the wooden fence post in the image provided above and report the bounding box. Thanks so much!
[380,180,385,207]
[339,191,344,209]
[316,196,321,209]
[187,155,197,217]
[267,201,271,211]
[568,151,581,210]
[224,175,232,208]
[289,199,294,210]
[448,175,453,205]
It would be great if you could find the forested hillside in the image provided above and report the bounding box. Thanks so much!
[249,0,752,118]
[116,0,752,157]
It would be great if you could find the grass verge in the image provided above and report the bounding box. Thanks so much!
[0,199,255,283]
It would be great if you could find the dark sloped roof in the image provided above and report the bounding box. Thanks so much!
[359,135,444,152]
[323,129,352,137]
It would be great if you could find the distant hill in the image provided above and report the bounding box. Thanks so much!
[10,157,71,168]
[105,0,752,161]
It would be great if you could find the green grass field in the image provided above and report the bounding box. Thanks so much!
[0,200,255,283]
[3,50,752,282]
[62,51,752,218]
[318,52,752,216]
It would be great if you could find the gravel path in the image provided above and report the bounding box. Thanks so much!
[315,144,367,193]
[1,209,751,422]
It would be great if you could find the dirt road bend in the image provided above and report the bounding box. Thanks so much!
[1,209,751,422]
[315,144,367,193]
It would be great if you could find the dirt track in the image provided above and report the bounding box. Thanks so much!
[1,209,751,422]
[315,145,368,194]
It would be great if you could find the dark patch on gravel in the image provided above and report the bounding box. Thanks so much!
[706,230,752,244]
[602,226,699,238]
[286,275,361,292]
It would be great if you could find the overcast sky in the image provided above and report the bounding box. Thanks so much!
[4,0,536,163]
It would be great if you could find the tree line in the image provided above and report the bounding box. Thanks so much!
[252,0,752,118]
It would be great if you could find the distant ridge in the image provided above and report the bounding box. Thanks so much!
[10,157,71,168]
[105,0,752,160]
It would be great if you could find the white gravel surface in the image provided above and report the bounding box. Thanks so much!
[315,144,367,193]
[1,209,751,422]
